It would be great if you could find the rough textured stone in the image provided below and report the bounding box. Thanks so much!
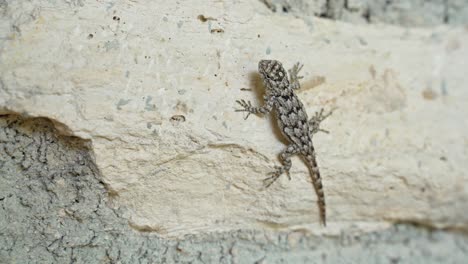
[1,0,468,260]
[1,115,467,263]
[1,0,468,238]
[261,0,468,26]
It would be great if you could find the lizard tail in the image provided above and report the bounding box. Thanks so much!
[305,153,326,226]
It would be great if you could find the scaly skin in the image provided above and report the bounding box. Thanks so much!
[236,60,332,226]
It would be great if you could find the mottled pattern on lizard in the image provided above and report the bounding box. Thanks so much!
[236,60,332,226]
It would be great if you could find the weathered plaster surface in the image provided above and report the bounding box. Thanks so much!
[1,0,467,245]
[1,115,467,263]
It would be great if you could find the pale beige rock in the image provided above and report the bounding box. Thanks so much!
[1,0,467,237]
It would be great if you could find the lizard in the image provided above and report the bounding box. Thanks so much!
[236,59,332,226]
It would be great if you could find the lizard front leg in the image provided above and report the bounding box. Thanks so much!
[235,95,275,120]
[288,62,304,90]
[263,144,300,188]
[309,108,333,136]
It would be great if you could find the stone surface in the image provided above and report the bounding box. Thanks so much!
[1,0,468,242]
[1,115,467,263]
[1,0,468,238]
[261,0,468,26]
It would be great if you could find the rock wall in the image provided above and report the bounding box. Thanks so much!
[1,0,468,262]
[261,0,468,26]
[1,115,467,263]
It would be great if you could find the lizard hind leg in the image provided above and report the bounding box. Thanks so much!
[263,144,300,188]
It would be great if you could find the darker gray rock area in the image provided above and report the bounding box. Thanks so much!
[1,115,467,263]
[260,0,468,26]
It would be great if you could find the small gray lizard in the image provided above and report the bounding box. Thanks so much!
[236,59,332,226]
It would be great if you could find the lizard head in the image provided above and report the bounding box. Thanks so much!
[258,60,288,92]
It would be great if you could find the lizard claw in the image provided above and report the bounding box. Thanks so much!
[288,62,304,89]
[263,175,278,188]
[235,99,253,119]
[295,62,303,72]
[235,99,253,110]
[290,63,304,78]
[263,166,288,188]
